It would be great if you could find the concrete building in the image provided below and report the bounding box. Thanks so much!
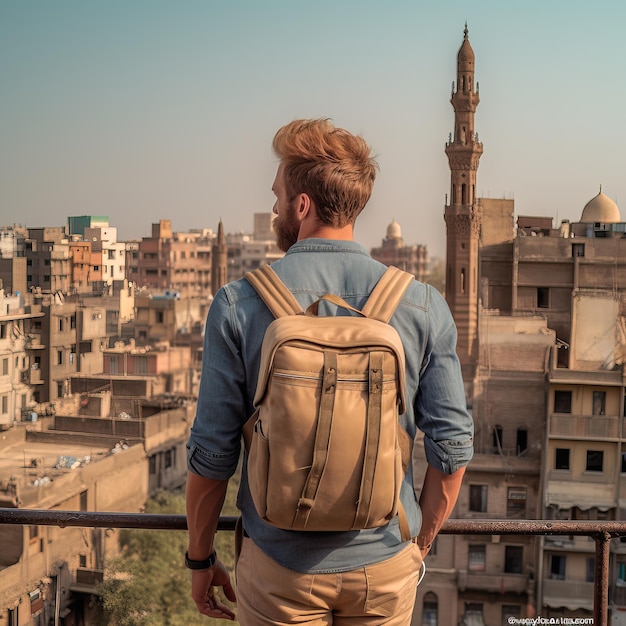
[226,213,283,280]
[84,225,126,287]
[0,292,45,429]
[134,220,214,295]
[0,424,148,625]
[370,219,429,282]
[25,228,71,294]
[0,393,192,623]
[29,294,108,405]
[426,26,626,624]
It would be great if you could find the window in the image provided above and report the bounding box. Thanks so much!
[135,356,149,374]
[1,396,7,414]
[164,449,173,469]
[622,452,626,473]
[59,318,64,331]
[586,450,604,472]
[537,287,550,308]
[29,525,39,542]
[572,243,585,258]
[502,606,521,621]
[80,554,87,568]
[468,544,486,572]
[551,554,566,579]
[0,323,5,339]
[504,545,523,574]
[554,390,572,413]
[57,350,63,365]
[422,592,438,626]
[80,490,88,511]
[469,485,487,512]
[463,603,484,624]
[57,382,63,398]
[149,455,157,475]
[507,488,527,518]
[555,448,570,470]
[586,557,595,583]
[492,425,503,453]
[516,428,528,454]
[109,357,119,374]
[593,391,606,416]
[157,311,164,323]
[2,358,7,376]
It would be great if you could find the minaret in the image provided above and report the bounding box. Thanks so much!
[211,219,228,295]
[444,24,483,385]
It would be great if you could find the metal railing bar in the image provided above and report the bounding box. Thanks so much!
[2,509,624,626]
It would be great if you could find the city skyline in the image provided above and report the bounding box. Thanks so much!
[2,1,625,258]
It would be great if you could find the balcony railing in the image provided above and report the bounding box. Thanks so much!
[550,413,620,439]
[1,510,625,626]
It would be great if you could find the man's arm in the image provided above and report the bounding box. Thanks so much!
[186,471,236,620]
[417,464,466,558]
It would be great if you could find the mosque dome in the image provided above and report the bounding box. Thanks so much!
[386,219,402,240]
[580,190,621,223]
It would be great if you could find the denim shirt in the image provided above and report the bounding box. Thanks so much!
[187,239,473,573]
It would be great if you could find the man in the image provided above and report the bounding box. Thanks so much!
[186,118,473,624]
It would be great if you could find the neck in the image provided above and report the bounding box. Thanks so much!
[298,223,354,242]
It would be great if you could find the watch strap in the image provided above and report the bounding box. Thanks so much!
[185,550,217,570]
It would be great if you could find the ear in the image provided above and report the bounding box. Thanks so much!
[294,193,312,222]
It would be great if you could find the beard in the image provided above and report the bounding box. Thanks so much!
[273,202,300,252]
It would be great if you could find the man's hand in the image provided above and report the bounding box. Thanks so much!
[190,558,236,620]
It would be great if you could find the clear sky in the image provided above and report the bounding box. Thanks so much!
[1,0,625,258]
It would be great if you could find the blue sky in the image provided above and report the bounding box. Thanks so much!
[1,1,625,258]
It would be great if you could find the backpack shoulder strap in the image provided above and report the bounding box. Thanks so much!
[245,264,304,318]
[361,266,414,322]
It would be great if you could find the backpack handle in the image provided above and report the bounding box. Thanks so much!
[305,294,365,318]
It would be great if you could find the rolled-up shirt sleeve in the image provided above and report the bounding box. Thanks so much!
[416,288,474,474]
[187,287,251,480]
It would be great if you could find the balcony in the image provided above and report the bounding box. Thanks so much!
[22,367,44,385]
[543,578,593,611]
[0,512,623,626]
[550,414,620,439]
[458,569,530,593]
[614,584,626,607]
[26,336,45,350]
[70,567,104,594]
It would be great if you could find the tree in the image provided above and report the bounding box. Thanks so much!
[101,489,237,625]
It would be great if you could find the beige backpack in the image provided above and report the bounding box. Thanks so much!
[243,264,414,540]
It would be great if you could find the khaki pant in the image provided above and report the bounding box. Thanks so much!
[236,537,422,625]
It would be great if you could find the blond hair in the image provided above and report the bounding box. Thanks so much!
[272,119,378,227]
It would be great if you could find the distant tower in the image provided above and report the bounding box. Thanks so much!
[211,220,228,295]
[444,24,483,384]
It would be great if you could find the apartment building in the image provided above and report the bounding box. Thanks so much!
[25,228,71,294]
[133,220,214,295]
[0,292,45,428]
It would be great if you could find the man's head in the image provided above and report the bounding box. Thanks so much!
[272,119,378,235]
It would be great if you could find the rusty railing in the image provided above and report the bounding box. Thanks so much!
[1,509,625,625]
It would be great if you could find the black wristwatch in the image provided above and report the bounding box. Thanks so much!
[185,550,217,570]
